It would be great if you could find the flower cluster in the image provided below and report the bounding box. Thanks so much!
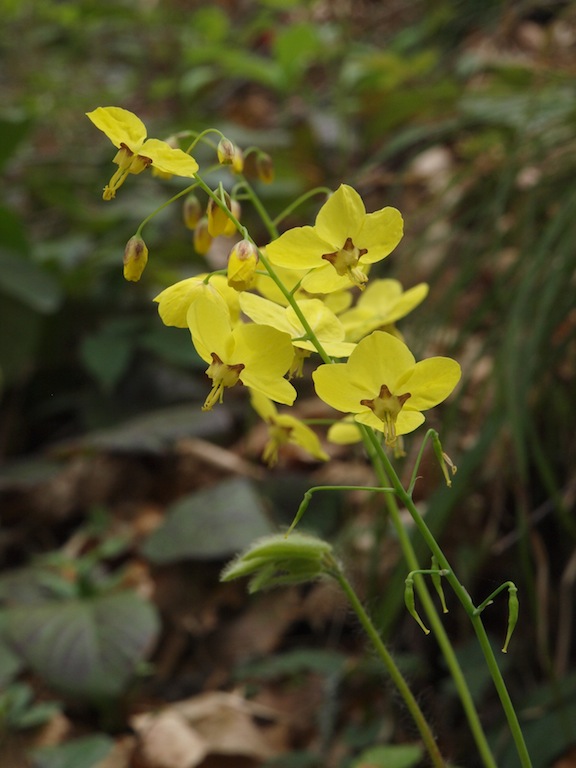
[88,107,461,466]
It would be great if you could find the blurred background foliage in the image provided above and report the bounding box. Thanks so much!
[1,0,576,766]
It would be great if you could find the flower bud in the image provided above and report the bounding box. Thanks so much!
[123,235,148,282]
[182,193,202,230]
[227,239,259,292]
[217,137,236,166]
[207,190,231,236]
[256,152,274,183]
[207,191,238,237]
[193,216,213,255]
[231,145,244,174]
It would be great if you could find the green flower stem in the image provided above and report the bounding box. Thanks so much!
[272,186,333,228]
[287,484,395,536]
[136,183,200,237]
[325,555,446,768]
[237,177,279,240]
[361,426,532,768]
[194,174,333,365]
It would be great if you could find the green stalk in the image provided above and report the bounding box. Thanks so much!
[326,557,446,768]
[194,174,333,365]
[361,426,532,768]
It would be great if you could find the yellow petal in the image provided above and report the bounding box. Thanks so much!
[312,362,374,413]
[154,276,228,328]
[398,357,461,410]
[250,390,278,421]
[266,226,332,269]
[138,139,199,177]
[86,107,147,151]
[355,207,404,263]
[348,331,415,392]
[187,297,234,363]
[315,185,365,246]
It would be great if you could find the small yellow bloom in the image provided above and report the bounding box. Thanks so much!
[188,297,296,410]
[266,184,403,293]
[123,235,148,282]
[251,391,329,467]
[239,293,355,376]
[227,240,259,292]
[313,331,460,445]
[340,279,429,342]
[86,107,198,200]
[154,274,240,327]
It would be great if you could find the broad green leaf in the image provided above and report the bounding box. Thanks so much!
[142,477,274,562]
[31,734,114,768]
[6,591,160,699]
[350,744,423,768]
[0,251,62,313]
[80,332,133,392]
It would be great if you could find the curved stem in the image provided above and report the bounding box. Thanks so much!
[194,173,333,364]
[273,186,333,227]
[327,557,446,768]
[237,177,279,240]
[361,425,532,768]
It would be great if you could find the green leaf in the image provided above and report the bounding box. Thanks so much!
[6,591,160,699]
[80,332,133,392]
[31,734,114,768]
[0,250,62,313]
[350,744,424,768]
[142,477,274,562]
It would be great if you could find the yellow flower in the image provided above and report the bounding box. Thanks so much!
[239,293,355,376]
[339,279,429,342]
[266,184,403,292]
[154,274,241,327]
[250,391,329,466]
[188,297,296,410]
[86,107,199,200]
[312,331,460,445]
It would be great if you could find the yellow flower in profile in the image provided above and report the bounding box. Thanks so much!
[86,107,199,200]
[250,391,329,467]
[188,297,296,410]
[154,274,241,328]
[313,331,460,445]
[266,184,403,293]
[239,293,355,377]
[339,279,429,342]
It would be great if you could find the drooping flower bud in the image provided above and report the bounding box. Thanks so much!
[123,235,148,282]
[217,137,236,166]
[227,239,259,292]
[207,191,238,237]
[182,193,202,230]
[231,145,244,174]
[207,191,230,236]
[256,152,274,184]
[193,216,213,255]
